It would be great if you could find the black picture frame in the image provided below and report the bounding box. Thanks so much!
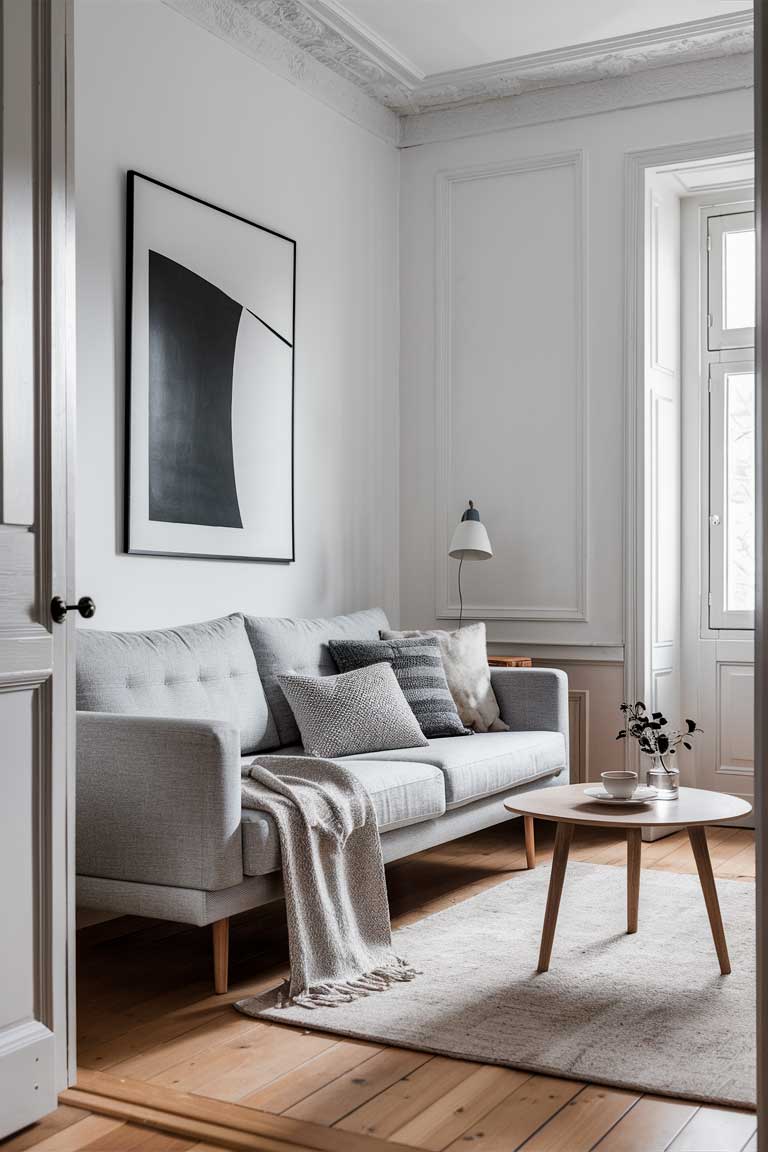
[125,170,296,562]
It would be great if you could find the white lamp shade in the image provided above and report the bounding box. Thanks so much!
[449,518,493,560]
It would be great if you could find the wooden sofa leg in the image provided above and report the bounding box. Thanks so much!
[212,917,229,994]
[524,815,536,869]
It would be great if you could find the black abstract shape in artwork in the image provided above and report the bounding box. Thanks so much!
[148,250,243,528]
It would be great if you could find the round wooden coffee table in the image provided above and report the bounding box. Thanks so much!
[505,783,752,975]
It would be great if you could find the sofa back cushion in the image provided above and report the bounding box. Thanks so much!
[243,608,389,746]
[329,636,470,738]
[77,613,278,754]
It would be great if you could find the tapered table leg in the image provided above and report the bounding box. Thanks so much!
[626,828,641,934]
[537,822,574,973]
[524,814,536,869]
[687,826,731,975]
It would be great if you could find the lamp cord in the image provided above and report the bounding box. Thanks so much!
[457,556,464,630]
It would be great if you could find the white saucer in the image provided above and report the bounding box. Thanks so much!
[584,785,658,805]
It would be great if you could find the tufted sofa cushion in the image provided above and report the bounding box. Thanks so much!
[243,608,390,747]
[76,613,277,754]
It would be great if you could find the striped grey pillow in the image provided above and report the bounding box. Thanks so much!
[329,636,471,739]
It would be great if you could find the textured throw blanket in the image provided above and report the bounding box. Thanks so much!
[234,756,417,1013]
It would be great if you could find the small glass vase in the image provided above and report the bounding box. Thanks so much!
[645,754,679,800]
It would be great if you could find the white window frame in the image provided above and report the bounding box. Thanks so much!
[708,359,756,629]
[703,202,755,632]
[707,211,756,351]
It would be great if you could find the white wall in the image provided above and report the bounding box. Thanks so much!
[399,87,753,656]
[75,0,400,631]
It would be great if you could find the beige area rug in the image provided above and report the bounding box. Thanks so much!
[242,862,756,1108]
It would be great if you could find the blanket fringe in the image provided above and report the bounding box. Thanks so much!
[278,956,420,1009]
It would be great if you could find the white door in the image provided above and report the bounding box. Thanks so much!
[680,195,755,815]
[0,0,76,1138]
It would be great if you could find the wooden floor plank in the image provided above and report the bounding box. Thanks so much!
[17,1116,127,1152]
[0,1108,92,1152]
[110,1129,199,1151]
[240,1039,384,1114]
[78,1122,194,1151]
[173,1028,339,1102]
[66,1073,416,1152]
[517,1085,639,1151]
[649,830,754,879]
[102,1015,258,1081]
[78,977,284,1072]
[283,1049,431,1126]
[335,1055,481,1139]
[61,1092,306,1152]
[665,1105,757,1151]
[389,1065,531,1150]
[441,1074,583,1151]
[714,846,759,881]
[591,1096,700,1151]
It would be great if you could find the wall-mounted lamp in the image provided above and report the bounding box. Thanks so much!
[448,500,493,627]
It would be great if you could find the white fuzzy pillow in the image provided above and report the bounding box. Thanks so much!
[380,622,509,733]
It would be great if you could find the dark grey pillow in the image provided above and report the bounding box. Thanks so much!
[329,635,471,738]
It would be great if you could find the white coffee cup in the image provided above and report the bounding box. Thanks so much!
[601,770,638,799]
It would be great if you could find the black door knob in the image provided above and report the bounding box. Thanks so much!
[51,596,96,624]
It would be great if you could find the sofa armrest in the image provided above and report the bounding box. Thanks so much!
[76,712,243,891]
[491,668,569,772]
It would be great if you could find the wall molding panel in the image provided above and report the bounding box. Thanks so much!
[649,198,677,379]
[529,657,624,783]
[716,662,754,777]
[434,150,588,624]
[651,391,677,649]
[568,689,590,783]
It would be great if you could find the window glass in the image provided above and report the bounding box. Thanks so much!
[724,369,755,614]
[723,229,755,332]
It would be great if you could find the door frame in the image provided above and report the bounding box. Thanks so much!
[55,0,78,1086]
[623,131,754,742]
[754,0,767,1140]
[0,0,76,1132]
[625,129,764,1131]
[40,0,78,1089]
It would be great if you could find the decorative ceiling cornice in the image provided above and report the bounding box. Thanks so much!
[409,12,753,114]
[163,0,753,145]
[401,53,754,148]
[231,3,753,115]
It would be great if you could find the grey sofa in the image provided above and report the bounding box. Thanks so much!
[76,608,568,992]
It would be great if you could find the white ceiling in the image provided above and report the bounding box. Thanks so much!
[327,0,749,76]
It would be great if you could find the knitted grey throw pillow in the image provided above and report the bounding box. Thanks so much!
[277,662,429,759]
[329,635,471,739]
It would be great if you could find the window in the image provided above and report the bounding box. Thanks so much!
[707,209,755,629]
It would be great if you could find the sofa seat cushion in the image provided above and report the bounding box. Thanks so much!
[243,608,390,748]
[342,731,566,810]
[240,758,446,877]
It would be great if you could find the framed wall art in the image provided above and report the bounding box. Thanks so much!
[125,171,295,561]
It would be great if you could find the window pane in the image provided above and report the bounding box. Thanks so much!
[725,370,755,612]
[723,229,755,331]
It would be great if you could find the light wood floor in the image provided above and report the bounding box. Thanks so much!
[4,821,758,1152]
